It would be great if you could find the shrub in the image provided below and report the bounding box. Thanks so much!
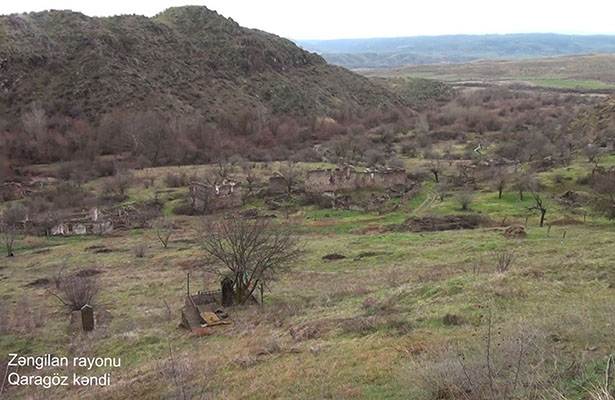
[494,250,515,273]
[50,271,99,311]
[456,190,474,211]
[412,318,554,400]
[164,172,189,188]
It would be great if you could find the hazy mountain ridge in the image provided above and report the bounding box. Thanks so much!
[0,6,405,122]
[297,33,615,68]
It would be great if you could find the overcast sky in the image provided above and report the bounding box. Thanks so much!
[1,0,613,39]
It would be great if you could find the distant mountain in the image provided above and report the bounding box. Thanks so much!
[297,33,615,69]
[0,7,405,122]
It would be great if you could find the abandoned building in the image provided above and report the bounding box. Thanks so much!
[304,166,407,194]
[51,208,113,236]
[189,180,242,213]
[49,204,157,236]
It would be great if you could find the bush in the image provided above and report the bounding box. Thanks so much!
[412,320,555,400]
[164,172,189,188]
[50,272,99,311]
[456,190,474,211]
[93,159,116,177]
[494,250,515,273]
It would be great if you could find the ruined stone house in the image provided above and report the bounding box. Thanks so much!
[304,166,407,194]
[51,207,113,236]
[189,180,242,213]
[48,204,157,236]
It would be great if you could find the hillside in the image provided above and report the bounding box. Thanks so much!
[298,33,615,69]
[0,7,405,123]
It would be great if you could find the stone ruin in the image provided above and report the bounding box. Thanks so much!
[51,208,113,236]
[189,180,242,213]
[304,165,407,194]
[49,204,158,236]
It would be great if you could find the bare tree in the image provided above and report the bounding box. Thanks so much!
[21,103,49,161]
[1,203,26,257]
[428,160,442,183]
[241,161,258,195]
[514,172,535,201]
[155,218,174,249]
[215,158,233,180]
[201,216,302,304]
[49,269,99,311]
[491,167,509,199]
[529,192,547,227]
[278,161,300,195]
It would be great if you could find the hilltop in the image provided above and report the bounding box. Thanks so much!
[0,7,405,123]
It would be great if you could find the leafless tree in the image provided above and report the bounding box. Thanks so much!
[529,192,547,227]
[21,103,49,160]
[49,269,99,311]
[201,216,302,304]
[1,203,26,257]
[428,160,442,183]
[215,158,233,180]
[491,167,509,199]
[155,218,174,249]
[241,161,258,195]
[514,172,535,201]
[278,160,301,195]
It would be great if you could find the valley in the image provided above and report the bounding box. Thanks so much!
[1,5,615,400]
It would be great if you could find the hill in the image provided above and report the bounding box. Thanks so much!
[297,33,615,69]
[0,7,405,123]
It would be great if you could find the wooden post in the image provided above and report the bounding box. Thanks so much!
[81,304,94,332]
[221,277,235,307]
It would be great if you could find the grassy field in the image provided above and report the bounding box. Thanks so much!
[365,54,615,91]
[1,158,615,399]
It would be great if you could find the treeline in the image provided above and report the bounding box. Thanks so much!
[0,105,414,179]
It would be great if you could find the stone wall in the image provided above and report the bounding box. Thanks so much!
[50,208,114,236]
[304,166,407,193]
[48,204,158,236]
[190,181,242,213]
